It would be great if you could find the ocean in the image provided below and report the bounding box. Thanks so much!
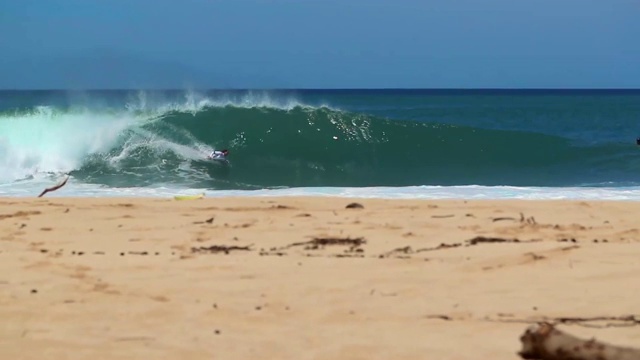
[1,89,640,200]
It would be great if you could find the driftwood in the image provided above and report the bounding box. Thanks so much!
[38,175,69,197]
[283,236,366,251]
[191,244,253,254]
[518,322,640,360]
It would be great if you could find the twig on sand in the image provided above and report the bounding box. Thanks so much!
[284,237,366,250]
[38,175,70,198]
[191,244,253,254]
[518,322,640,360]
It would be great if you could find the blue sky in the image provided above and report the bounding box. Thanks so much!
[1,0,638,89]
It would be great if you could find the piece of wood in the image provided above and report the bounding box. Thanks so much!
[518,322,640,360]
[37,175,69,198]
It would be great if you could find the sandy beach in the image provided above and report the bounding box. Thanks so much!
[1,196,640,359]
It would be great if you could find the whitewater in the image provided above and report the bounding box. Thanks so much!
[1,89,640,200]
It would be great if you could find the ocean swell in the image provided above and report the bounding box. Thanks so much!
[0,92,636,189]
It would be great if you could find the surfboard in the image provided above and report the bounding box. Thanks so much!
[174,193,205,201]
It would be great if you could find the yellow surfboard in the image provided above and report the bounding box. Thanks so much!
[174,193,205,201]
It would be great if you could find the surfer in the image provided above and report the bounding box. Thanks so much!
[207,149,229,160]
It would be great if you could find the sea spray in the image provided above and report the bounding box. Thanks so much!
[0,106,138,182]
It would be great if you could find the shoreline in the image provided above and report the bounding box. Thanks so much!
[4,194,640,204]
[2,196,640,359]
[6,181,640,201]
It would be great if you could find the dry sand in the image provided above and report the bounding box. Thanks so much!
[1,196,640,359]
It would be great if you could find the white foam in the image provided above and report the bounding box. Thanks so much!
[0,106,138,182]
[202,185,640,201]
[3,178,640,201]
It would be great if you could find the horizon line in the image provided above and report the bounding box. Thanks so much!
[1,87,640,92]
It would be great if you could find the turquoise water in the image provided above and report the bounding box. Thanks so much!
[1,89,639,199]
